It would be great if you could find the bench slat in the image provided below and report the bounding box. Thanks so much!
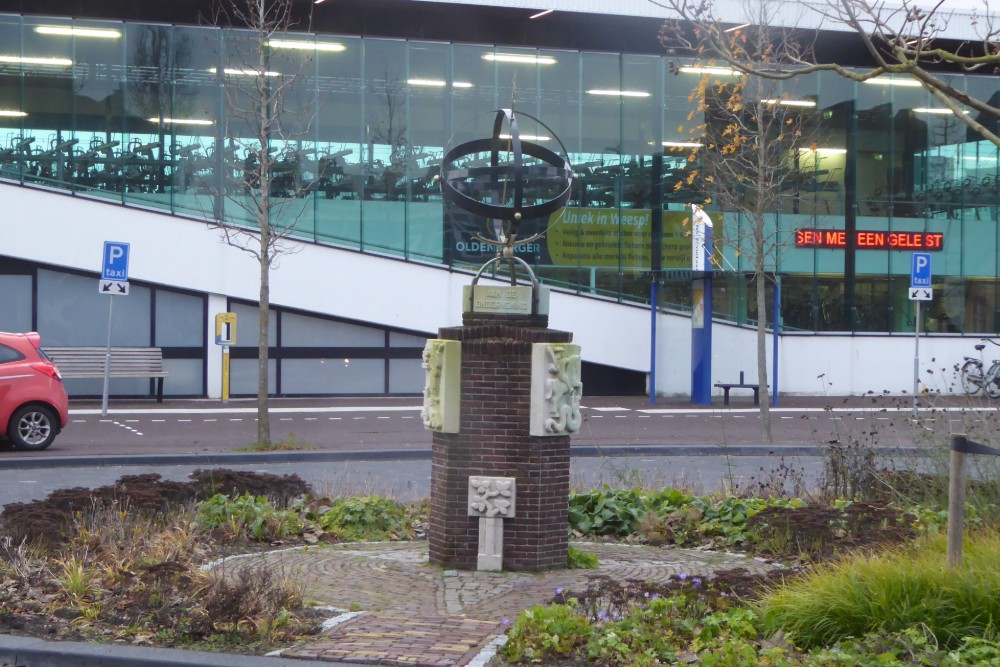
[43,347,168,402]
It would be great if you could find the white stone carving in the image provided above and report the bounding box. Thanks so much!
[468,476,516,518]
[529,343,583,436]
[420,339,460,433]
[468,476,516,571]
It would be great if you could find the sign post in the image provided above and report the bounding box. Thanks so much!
[99,242,130,416]
[215,313,237,402]
[909,252,932,418]
[691,204,714,405]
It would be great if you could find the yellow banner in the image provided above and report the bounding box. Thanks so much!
[546,207,711,268]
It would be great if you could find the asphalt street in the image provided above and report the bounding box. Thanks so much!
[1,393,991,507]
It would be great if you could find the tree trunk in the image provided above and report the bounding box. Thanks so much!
[257,248,271,444]
[756,257,772,443]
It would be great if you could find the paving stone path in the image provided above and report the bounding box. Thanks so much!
[227,541,774,667]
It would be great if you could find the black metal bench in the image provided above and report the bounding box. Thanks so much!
[714,371,760,406]
[43,346,168,402]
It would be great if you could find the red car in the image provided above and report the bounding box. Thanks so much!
[0,332,69,451]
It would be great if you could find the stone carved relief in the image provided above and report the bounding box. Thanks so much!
[421,340,444,430]
[539,343,582,435]
[421,339,460,432]
[467,476,516,518]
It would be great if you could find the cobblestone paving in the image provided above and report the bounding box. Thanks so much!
[244,541,773,666]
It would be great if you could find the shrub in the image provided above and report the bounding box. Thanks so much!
[500,603,591,663]
[759,531,1000,650]
[195,494,302,542]
[299,496,412,542]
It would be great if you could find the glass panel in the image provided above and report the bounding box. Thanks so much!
[164,25,220,220]
[122,23,176,212]
[389,331,428,347]
[445,43,499,271]
[0,275,32,331]
[20,18,78,192]
[154,289,204,346]
[37,269,150,345]
[314,35,362,247]
[362,38,407,255]
[231,358,275,395]
[230,301,276,346]
[64,377,152,396]
[404,41,449,263]
[282,311,384,347]
[388,358,423,393]
[162,358,203,395]
[283,358,383,393]
[0,15,26,183]
[580,51,622,299]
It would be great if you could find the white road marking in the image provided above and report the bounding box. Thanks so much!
[590,407,630,412]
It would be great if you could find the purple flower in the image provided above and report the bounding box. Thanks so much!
[693,577,703,587]
[501,617,511,627]
[678,572,688,581]
[556,587,563,595]
[596,610,608,621]
[651,593,660,600]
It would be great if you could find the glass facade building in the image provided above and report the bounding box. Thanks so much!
[1,12,999,339]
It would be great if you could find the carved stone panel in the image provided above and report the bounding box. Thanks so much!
[421,339,461,433]
[467,476,516,518]
[529,343,583,436]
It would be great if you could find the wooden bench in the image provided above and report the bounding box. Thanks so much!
[714,371,760,406]
[43,347,168,402]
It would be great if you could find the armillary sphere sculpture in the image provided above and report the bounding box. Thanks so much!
[439,108,574,290]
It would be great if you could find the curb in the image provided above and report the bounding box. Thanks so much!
[0,633,369,667]
[0,445,931,469]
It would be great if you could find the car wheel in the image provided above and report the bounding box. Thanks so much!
[8,405,58,451]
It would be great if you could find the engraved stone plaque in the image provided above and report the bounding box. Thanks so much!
[463,285,549,316]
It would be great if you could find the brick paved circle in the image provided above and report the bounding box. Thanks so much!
[232,541,775,666]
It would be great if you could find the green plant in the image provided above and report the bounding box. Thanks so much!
[567,546,598,569]
[54,554,101,605]
[568,487,647,536]
[195,494,302,542]
[500,603,592,663]
[760,531,1000,650]
[299,496,412,542]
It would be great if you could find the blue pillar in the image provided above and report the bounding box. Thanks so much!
[691,205,713,405]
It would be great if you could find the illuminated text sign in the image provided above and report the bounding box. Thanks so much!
[795,229,944,251]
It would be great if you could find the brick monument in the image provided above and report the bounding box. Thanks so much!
[423,109,580,571]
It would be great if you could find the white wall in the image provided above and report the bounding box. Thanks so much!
[5,184,979,398]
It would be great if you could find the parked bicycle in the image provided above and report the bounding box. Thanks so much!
[960,338,1000,397]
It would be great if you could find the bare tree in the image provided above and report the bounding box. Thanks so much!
[656,0,1000,147]
[672,0,817,442]
[208,0,315,445]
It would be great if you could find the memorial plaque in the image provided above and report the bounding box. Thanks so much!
[463,285,549,315]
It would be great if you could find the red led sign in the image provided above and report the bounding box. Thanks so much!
[795,229,944,251]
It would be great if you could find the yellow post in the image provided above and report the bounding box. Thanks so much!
[214,312,237,403]
[222,344,231,403]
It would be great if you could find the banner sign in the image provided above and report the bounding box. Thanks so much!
[444,203,720,269]
[795,229,944,251]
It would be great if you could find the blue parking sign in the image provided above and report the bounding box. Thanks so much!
[910,252,931,288]
[102,241,130,281]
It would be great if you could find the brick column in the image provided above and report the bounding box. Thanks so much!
[428,312,572,571]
